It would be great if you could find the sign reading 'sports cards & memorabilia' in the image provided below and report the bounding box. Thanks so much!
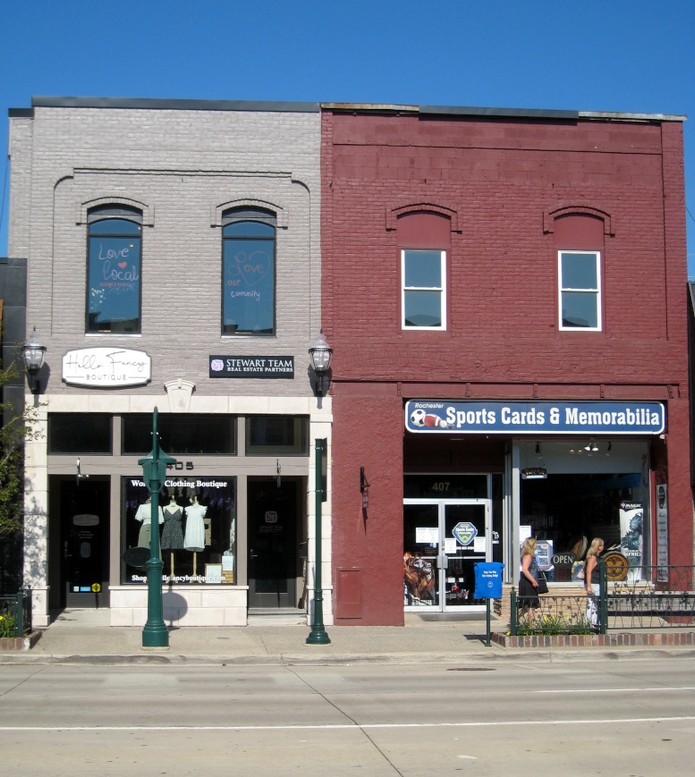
[405,400,665,435]
[209,356,294,379]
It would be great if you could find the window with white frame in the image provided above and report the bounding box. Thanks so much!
[558,250,601,330]
[401,249,446,329]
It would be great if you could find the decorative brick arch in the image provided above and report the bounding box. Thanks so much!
[543,205,614,237]
[213,198,288,229]
[386,202,460,233]
[77,196,153,226]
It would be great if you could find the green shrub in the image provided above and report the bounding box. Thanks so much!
[516,613,592,636]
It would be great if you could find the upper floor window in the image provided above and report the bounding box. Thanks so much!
[222,208,276,335]
[401,249,446,329]
[87,205,142,333]
[558,250,601,330]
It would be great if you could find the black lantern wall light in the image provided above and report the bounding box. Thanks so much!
[22,328,47,394]
[308,331,332,397]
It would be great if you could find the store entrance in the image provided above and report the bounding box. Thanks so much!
[247,477,302,608]
[403,499,492,611]
[49,476,110,610]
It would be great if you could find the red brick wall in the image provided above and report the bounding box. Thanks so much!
[321,109,692,624]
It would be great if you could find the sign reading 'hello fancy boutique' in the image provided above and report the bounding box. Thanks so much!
[63,347,151,387]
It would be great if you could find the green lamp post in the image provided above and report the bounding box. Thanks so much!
[139,407,176,648]
[306,437,331,645]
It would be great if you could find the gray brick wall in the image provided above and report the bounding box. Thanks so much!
[9,101,322,397]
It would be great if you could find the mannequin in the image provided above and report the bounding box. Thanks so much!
[162,495,185,576]
[184,494,207,576]
[134,496,164,550]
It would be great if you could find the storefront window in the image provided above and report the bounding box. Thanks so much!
[122,414,236,455]
[404,474,488,499]
[521,472,647,582]
[121,476,236,584]
[246,416,308,455]
[48,414,112,453]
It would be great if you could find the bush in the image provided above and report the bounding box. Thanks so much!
[516,613,593,636]
[0,611,18,638]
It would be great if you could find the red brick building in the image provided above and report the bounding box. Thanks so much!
[320,104,691,625]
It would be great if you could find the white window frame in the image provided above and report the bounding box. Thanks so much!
[558,250,602,331]
[401,249,447,331]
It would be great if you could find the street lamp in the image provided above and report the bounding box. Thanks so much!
[306,437,331,645]
[308,331,332,397]
[139,407,176,648]
[22,328,47,394]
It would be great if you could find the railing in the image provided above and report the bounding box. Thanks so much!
[607,564,695,630]
[510,563,695,635]
[0,590,32,638]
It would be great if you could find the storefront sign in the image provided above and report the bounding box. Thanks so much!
[406,400,665,435]
[452,521,477,546]
[209,355,294,378]
[521,467,547,480]
[63,347,151,387]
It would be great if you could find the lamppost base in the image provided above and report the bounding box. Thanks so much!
[306,626,331,645]
[142,624,169,648]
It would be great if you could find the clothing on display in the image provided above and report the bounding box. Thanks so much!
[184,498,208,552]
[135,500,164,548]
[161,501,185,550]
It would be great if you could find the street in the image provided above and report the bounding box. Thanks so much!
[1,654,694,776]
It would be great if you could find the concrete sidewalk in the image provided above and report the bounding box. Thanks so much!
[2,608,695,665]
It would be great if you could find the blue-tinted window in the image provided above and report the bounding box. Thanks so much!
[87,206,142,333]
[222,209,276,335]
[402,249,446,329]
[559,251,601,330]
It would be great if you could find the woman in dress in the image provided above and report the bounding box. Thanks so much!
[584,537,605,631]
[518,536,540,618]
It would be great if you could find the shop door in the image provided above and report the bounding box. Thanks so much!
[247,478,300,608]
[50,476,111,609]
[403,499,491,612]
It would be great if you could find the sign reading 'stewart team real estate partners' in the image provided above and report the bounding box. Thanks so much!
[405,400,665,435]
[209,355,294,379]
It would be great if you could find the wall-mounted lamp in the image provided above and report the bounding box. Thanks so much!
[360,466,370,511]
[308,331,332,397]
[22,328,47,394]
[584,438,598,453]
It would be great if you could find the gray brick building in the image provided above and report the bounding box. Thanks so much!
[8,97,329,627]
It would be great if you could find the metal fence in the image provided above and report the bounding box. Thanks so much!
[0,590,32,637]
[510,563,695,635]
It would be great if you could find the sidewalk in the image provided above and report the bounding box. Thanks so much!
[2,608,694,665]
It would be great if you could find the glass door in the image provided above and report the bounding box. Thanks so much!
[404,499,491,612]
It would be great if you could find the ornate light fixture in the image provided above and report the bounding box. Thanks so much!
[308,331,333,397]
[22,328,47,394]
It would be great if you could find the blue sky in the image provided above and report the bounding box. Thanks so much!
[1,0,694,272]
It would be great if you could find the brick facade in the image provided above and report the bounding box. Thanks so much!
[321,105,692,625]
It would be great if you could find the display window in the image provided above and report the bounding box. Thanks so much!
[121,475,236,584]
[521,472,648,582]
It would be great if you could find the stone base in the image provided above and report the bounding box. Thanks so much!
[492,631,695,648]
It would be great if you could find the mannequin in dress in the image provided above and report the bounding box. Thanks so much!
[184,494,208,576]
[134,496,164,550]
[162,495,185,576]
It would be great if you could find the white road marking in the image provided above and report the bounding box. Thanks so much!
[536,687,695,693]
[1,716,694,732]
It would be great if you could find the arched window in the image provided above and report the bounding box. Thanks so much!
[222,207,276,335]
[86,205,142,333]
[554,213,605,332]
[396,210,451,331]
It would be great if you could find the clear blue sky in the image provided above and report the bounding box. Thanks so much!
[1,0,694,272]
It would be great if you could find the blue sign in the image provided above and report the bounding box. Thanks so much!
[405,400,665,435]
[474,562,504,599]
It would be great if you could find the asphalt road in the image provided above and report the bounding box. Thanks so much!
[2,655,694,776]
